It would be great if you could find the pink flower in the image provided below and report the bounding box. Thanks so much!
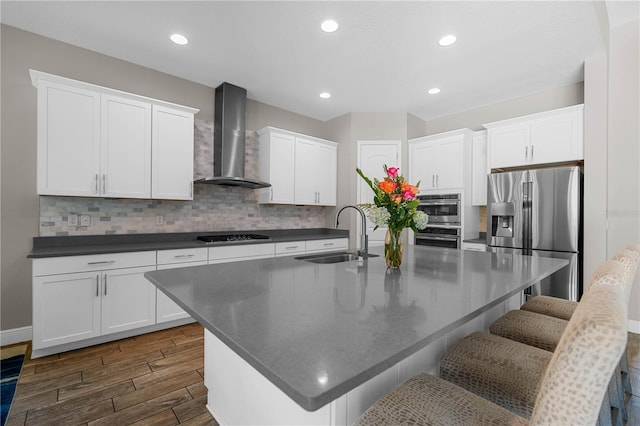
[386,167,399,178]
[402,190,415,200]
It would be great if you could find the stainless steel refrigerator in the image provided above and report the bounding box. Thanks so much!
[486,166,583,301]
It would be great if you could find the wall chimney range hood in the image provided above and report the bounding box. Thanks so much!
[194,82,270,189]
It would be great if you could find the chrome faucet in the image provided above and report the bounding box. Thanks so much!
[335,205,368,257]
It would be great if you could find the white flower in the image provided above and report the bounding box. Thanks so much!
[367,206,391,228]
[413,211,429,230]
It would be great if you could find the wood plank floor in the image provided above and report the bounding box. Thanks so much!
[4,323,218,425]
[4,325,640,425]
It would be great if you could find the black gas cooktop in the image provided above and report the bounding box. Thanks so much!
[196,233,271,243]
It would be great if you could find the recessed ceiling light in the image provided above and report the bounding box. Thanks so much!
[321,19,339,33]
[319,92,331,99]
[170,33,189,45]
[428,88,441,95]
[438,34,456,47]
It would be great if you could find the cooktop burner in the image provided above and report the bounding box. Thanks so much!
[196,233,271,243]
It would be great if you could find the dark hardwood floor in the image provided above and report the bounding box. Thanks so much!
[5,323,217,425]
[4,325,640,425]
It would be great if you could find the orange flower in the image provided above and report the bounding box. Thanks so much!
[390,194,403,204]
[379,180,397,193]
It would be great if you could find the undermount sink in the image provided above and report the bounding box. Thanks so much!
[295,251,379,264]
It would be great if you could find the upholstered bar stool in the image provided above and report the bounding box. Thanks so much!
[438,260,629,426]
[357,267,629,426]
[488,249,639,423]
[519,243,640,396]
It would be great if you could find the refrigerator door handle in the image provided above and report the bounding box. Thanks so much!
[522,181,533,254]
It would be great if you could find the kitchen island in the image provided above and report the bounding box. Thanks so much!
[145,245,568,425]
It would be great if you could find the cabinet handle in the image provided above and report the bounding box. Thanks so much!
[87,260,115,265]
[96,274,99,297]
[104,274,108,296]
[323,242,334,246]
[95,174,99,194]
[270,187,273,201]
[436,174,439,187]
[531,145,534,158]
[102,174,106,194]
[285,246,298,250]
[173,254,195,258]
[525,146,528,160]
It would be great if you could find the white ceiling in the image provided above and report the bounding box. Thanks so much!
[1,1,632,122]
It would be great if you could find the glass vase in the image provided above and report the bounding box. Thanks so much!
[384,228,404,268]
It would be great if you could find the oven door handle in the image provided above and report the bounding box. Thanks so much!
[419,201,460,206]
[416,235,460,242]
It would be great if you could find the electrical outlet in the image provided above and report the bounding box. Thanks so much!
[68,214,78,226]
[155,216,164,225]
[80,214,91,226]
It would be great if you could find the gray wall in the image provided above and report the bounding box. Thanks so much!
[424,82,584,134]
[0,24,325,331]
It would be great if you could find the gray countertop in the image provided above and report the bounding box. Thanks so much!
[28,228,348,258]
[144,245,568,411]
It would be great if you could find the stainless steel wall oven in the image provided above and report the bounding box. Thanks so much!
[415,193,462,249]
[416,193,461,225]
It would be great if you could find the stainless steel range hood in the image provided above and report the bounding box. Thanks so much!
[194,82,270,189]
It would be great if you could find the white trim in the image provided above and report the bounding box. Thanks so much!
[628,319,640,334]
[1,326,32,346]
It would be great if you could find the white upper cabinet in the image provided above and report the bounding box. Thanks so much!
[151,105,195,200]
[258,127,337,206]
[471,131,488,206]
[36,79,101,197]
[294,136,337,205]
[101,95,152,198]
[258,129,296,204]
[485,104,584,169]
[409,129,472,193]
[31,70,198,200]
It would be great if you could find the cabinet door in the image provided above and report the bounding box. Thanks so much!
[264,132,295,204]
[32,272,101,349]
[101,95,152,198]
[529,111,583,165]
[101,266,156,335]
[37,80,101,196]
[152,105,194,200]
[156,261,205,323]
[409,141,436,191]
[294,137,318,204]
[435,137,464,189]
[488,124,529,169]
[315,142,337,206]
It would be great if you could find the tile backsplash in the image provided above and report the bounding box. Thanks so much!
[39,119,327,236]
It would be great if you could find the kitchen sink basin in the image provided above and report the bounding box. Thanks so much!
[295,251,378,264]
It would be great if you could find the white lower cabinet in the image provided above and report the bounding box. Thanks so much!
[32,251,157,351]
[306,238,348,253]
[100,266,157,335]
[156,248,207,323]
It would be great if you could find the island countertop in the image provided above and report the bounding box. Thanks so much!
[144,245,568,412]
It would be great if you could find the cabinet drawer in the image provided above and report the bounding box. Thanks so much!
[209,243,275,262]
[157,248,208,265]
[305,238,349,253]
[275,241,306,257]
[462,242,486,252]
[33,251,156,276]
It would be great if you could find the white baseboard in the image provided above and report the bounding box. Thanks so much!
[628,319,640,334]
[1,326,32,346]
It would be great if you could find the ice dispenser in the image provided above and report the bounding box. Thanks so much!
[490,202,515,238]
